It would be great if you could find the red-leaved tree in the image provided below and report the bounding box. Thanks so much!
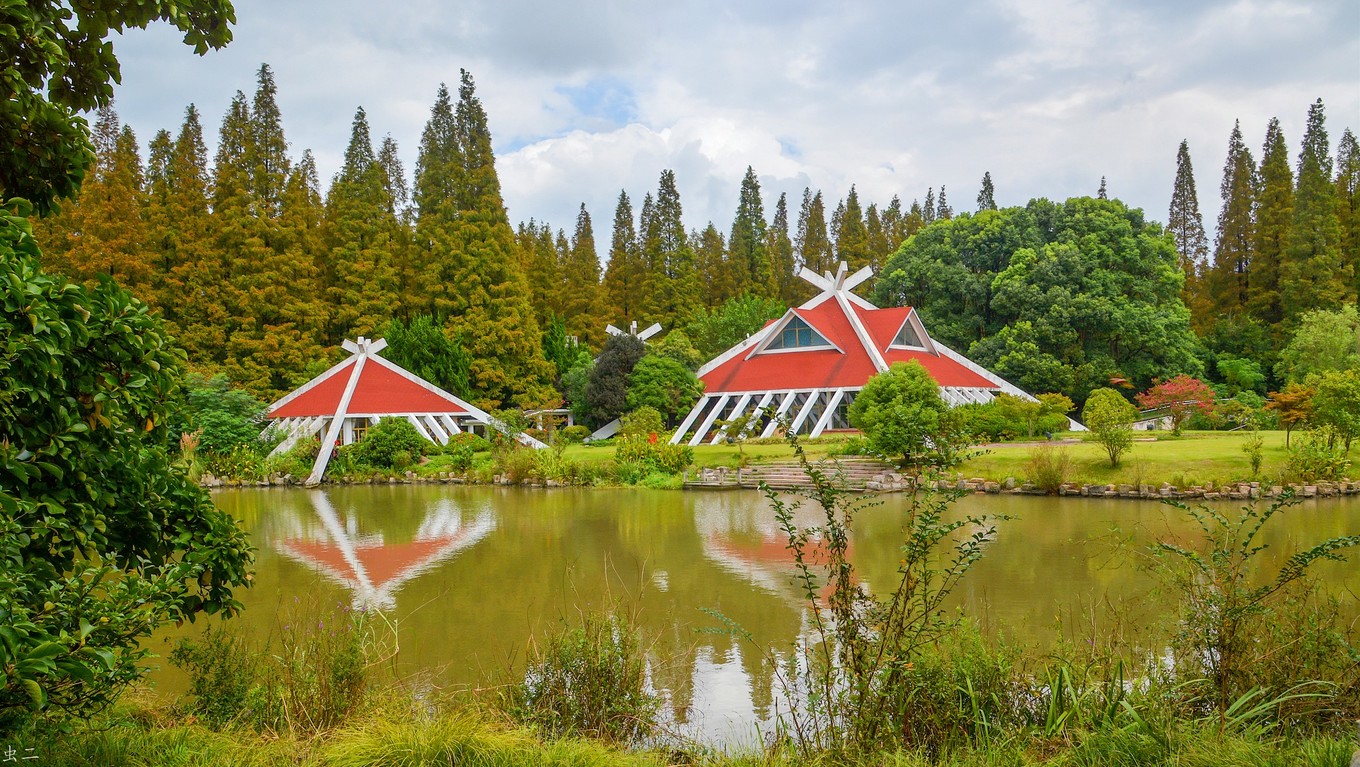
[1135,375,1216,435]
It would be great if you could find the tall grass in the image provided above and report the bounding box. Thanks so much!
[503,612,659,744]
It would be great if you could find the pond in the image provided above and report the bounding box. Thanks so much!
[152,485,1360,747]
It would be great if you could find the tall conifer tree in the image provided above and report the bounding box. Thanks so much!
[923,188,936,223]
[1097,176,1108,199]
[558,204,607,348]
[1336,128,1360,298]
[640,169,698,330]
[413,83,461,319]
[1207,120,1256,320]
[1168,139,1210,325]
[937,185,953,220]
[694,223,731,307]
[602,190,642,324]
[768,191,797,305]
[1281,98,1349,321]
[443,70,552,408]
[248,64,290,220]
[159,105,220,365]
[729,166,772,297]
[794,188,832,301]
[321,107,403,348]
[1249,117,1293,327]
[834,185,870,272]
[977,172,997,211]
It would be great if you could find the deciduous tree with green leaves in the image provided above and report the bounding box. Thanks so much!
[847,361,956,468]
[1082,388,1136,467]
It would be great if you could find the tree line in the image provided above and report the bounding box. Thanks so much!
[32,64,968,408]
[31,63,1356,416]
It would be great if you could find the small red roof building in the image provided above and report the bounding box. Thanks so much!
[671,262,1051,445]
[266,336,544,485]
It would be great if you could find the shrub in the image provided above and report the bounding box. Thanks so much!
[350,418,427,469]
[1026,444,1072,493]
[505,613,658,743]
[446,432,491,453]
[1284,427,1351,483]
[614,437,693,474]
[560,425,591,443]
[619,406,665,441]
[849,360,966,467]
[444,442,475,472]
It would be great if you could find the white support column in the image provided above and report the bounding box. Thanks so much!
[342,419,355,445]
[711,393,753,445]
[761,391,798,438]
[422,415,450,445]
[308,352,369,486]
[789,390,823,435]
[688,394,731,447]
[809,389,845,438]
[670,395,711,445]
[742,392,775,437]
[406,415,434,442]
[439,414,462,435]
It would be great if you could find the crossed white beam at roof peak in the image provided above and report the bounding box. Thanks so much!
[343,336,388,355]
[606,320,662,341]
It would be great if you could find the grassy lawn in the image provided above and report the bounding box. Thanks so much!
[957,430,1298,488]
[417,430,1327,490]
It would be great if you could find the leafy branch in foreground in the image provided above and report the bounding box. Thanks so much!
[757,424,1006,756]
[1151,492,1360,732]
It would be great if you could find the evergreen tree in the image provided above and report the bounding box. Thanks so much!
[385,315,472,398]
[1098,176,1108,199]
[1168,139,1210,326]
[375,134,415,313]
[883,195,910,247]
[835,185,870,272]
[413,83,461,319]
[794,188,832,301]
[729,166,773,297]
[694,223,731,306]
[602,190,642,324]
[923,187,936,223]
[977,172,997,211]
[1207,120,1256,319]
[865,203,890,274]
[558,204,607,348]
[1281,99,1349,323]
[640,169,698,330]
[1337,128,1360,298]
[904,199,925,237]
[937,185,953,220]
[443,70,553,408]
[321,107,402,348]
[247,63,290,220]
[158,105,219,365]
[516,219,560,326]
[768,191,798,305]
[1249,117,1293,327]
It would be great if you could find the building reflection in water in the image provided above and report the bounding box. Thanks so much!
[276,490,494,610]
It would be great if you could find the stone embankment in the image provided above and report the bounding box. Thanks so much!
[199,471,473,488]
[685,461,1360,501]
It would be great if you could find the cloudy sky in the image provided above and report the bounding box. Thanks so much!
[111,0,1359,248]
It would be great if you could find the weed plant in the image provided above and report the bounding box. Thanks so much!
[750,431,1007,758]
[1149,494,1360,732]
[1025,444,1071,493]
[504,613,659,744]
[171,601,382,734]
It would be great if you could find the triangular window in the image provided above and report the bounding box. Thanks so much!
[766,316,831,350]
[891,319,924,348]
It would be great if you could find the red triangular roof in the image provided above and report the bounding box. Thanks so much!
[699,300,997,394]
[268,355,473,419]
[279,537,460,591]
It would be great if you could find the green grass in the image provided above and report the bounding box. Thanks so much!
[34,707,1358,766]
[956,430,1300,489]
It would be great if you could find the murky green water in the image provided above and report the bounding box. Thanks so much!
[151,485,1359,745]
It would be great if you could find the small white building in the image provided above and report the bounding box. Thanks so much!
[265,336,544,485]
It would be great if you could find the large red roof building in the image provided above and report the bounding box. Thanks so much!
[670,263,1047,445]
